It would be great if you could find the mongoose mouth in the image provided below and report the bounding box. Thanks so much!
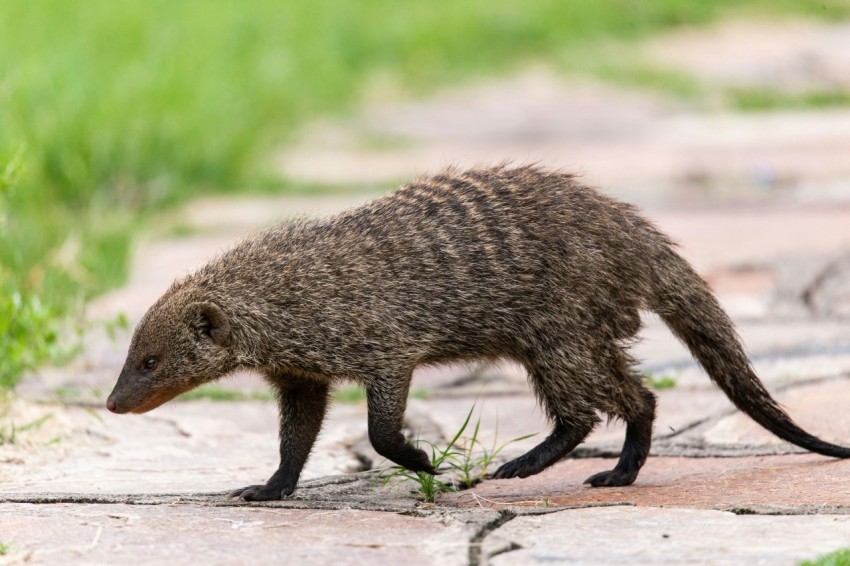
[131,385,193,414]
[107,384,191,415]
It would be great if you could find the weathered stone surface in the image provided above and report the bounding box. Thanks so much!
[0,399,368,494]
[446,454,850,511]
[0,503,473,565]
[483,507,850,566]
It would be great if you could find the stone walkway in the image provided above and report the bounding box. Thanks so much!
[4,18,850,565]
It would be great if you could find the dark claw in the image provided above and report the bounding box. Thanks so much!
[492,455,544,479]
[411,458,438,476]
[583,469,637,487]
[228,483,292,501]
[387,445,437,475]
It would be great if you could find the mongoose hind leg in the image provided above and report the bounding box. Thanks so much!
[366,372,438,474]
[585,366,656,487]
[492,416,596,479]
[493,354,600,480]
[231,376,330,501]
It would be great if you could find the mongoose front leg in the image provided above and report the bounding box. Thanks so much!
[230,377,329,501]
[366,377,437,474]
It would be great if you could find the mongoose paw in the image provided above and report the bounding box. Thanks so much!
[228,483,294,501]
[583,469,637,487]
[382,444,437,474]
[492,455,546,479]
[399,450,438,475]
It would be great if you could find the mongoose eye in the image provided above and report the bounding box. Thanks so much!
[144,357,158,371]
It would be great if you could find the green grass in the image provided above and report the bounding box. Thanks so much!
[729,88,850,111]
[0,542,8,556]
[3,0,849,390]
[332,385,430,403]
[0,413,53,446]
[802,549,850,566]
[178,385,273,402]
[643,371,678,390]
[381,403,536,502]
[383,405,474,503]
[332,385,368,404]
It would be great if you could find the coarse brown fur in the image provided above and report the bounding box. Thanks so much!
[108,165,850,500]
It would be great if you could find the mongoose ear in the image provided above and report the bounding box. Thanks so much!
[189,302,232,347]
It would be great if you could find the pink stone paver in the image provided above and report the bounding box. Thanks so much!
[446,454,850,510]
[0,504,472,565]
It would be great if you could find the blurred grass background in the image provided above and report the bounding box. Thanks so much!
[2,0,849,388]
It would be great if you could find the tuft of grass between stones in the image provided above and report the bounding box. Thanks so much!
[382,404,536,502]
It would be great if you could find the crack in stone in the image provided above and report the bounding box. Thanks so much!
[468,509,517,566]
[800,253,850,316]
[486,541,522,562]
[722,504,850,516]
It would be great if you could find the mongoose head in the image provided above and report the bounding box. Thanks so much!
[107,294,233,414]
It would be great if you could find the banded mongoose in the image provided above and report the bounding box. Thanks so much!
[107,165,850,500]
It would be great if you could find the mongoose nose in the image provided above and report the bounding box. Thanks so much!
[106,399,118,413]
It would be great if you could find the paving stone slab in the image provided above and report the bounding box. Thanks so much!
[445,454,850,512]
[482,506,850,566]
[0,503,473,565]
[0,469,422,513]
[0,398,368,494]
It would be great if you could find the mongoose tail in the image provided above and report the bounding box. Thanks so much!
[652,247,850,458]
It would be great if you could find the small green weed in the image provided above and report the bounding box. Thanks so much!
[383,406,474,503]
[801,549,850,566]
[450,413,537,489]
[0,542,9,555]
[382,404,536,502]
[643,371,678,390]
[103,311,130,344]
[0,413,53,446]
